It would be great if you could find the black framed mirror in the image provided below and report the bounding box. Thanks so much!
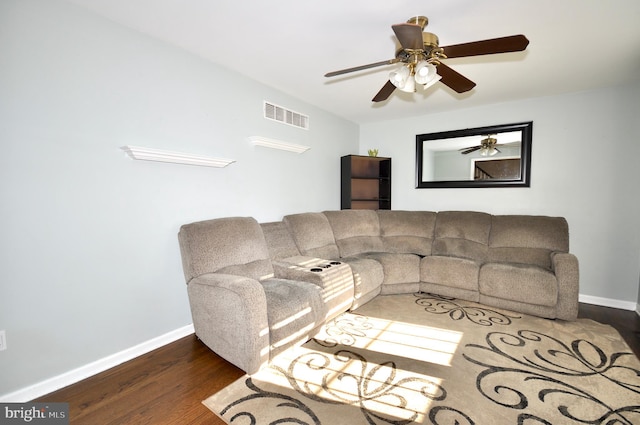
[416,121,532,188]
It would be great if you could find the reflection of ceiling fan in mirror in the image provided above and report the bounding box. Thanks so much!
[324,16,529,102]
[459,135,520,156]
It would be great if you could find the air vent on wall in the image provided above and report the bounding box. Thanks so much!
[264,101,309,130]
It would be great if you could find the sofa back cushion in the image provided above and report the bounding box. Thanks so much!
[377,210,436,256]
[260,221,301,260]
[488,215,569,269]
[283,213,340,259]
[178,217,273,283]
[432,211,491,262]
[323,210,384,257]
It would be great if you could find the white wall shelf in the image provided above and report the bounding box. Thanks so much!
[248,136,310,154]
[120,146,235,168]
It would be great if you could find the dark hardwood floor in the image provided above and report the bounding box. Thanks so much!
[36,335,244,425]
[36,302,640,424]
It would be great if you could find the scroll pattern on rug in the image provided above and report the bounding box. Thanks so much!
[414,292,521,325]
[463,329,640,424]
[219,309,475,424]
[206,293,640,425]
[219,349,475,425]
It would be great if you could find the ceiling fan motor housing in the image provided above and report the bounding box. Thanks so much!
[395,32,440,61]
[396,32,440,62]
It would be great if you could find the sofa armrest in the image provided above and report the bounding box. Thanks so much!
[272,256,355,320]
[551,252,580,321]
[187,273,269,374]
[272,256,352,289]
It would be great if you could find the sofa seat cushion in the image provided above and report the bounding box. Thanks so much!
[262,278,327,356]
[420,255,480,291]
[479,263,558,307]
[339,256,384,309]
[363,252,421,285]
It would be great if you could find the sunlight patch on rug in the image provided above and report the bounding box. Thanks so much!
[312,313,463,366]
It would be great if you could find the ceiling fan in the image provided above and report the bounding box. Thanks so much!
[459,135,520,156]
[324,16,529,102]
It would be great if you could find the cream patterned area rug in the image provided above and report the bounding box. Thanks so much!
[203,293,640,424]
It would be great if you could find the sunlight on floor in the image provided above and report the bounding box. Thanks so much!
[315,313,463,366]
[263,345,443,424]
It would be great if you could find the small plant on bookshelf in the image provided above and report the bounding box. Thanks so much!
[367,149,379,157]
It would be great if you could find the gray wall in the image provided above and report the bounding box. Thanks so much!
[0,0,357,396]
[360,82,640,306]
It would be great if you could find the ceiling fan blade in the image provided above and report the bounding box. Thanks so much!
[325,59,400,77]
[392,23,424,50]
[442,34,529,58]
[372,80,396,102]
[437,62,476,93]
[460,146,481,154]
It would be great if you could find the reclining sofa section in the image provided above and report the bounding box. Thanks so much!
[178,210,579,374]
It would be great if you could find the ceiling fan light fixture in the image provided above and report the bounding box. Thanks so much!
[422,74,442,90]
[480,147,498,156]
[397,75,416,92]
[389,65,410,89]
[414,61,436,84]
[325,15,530,103]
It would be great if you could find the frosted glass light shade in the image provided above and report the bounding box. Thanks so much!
[422,74,442,89]
[414,61,437,84]
[389,66,410,89]
[397,75,416,93]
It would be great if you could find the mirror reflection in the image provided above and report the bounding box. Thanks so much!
[416,122,532,188]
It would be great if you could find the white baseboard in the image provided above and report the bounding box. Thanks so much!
[579,294,638,311]
[0,324,194,403]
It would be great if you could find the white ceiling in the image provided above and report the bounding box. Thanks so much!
[66,0,640,124]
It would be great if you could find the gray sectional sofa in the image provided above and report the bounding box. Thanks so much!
[178,210,579,374]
